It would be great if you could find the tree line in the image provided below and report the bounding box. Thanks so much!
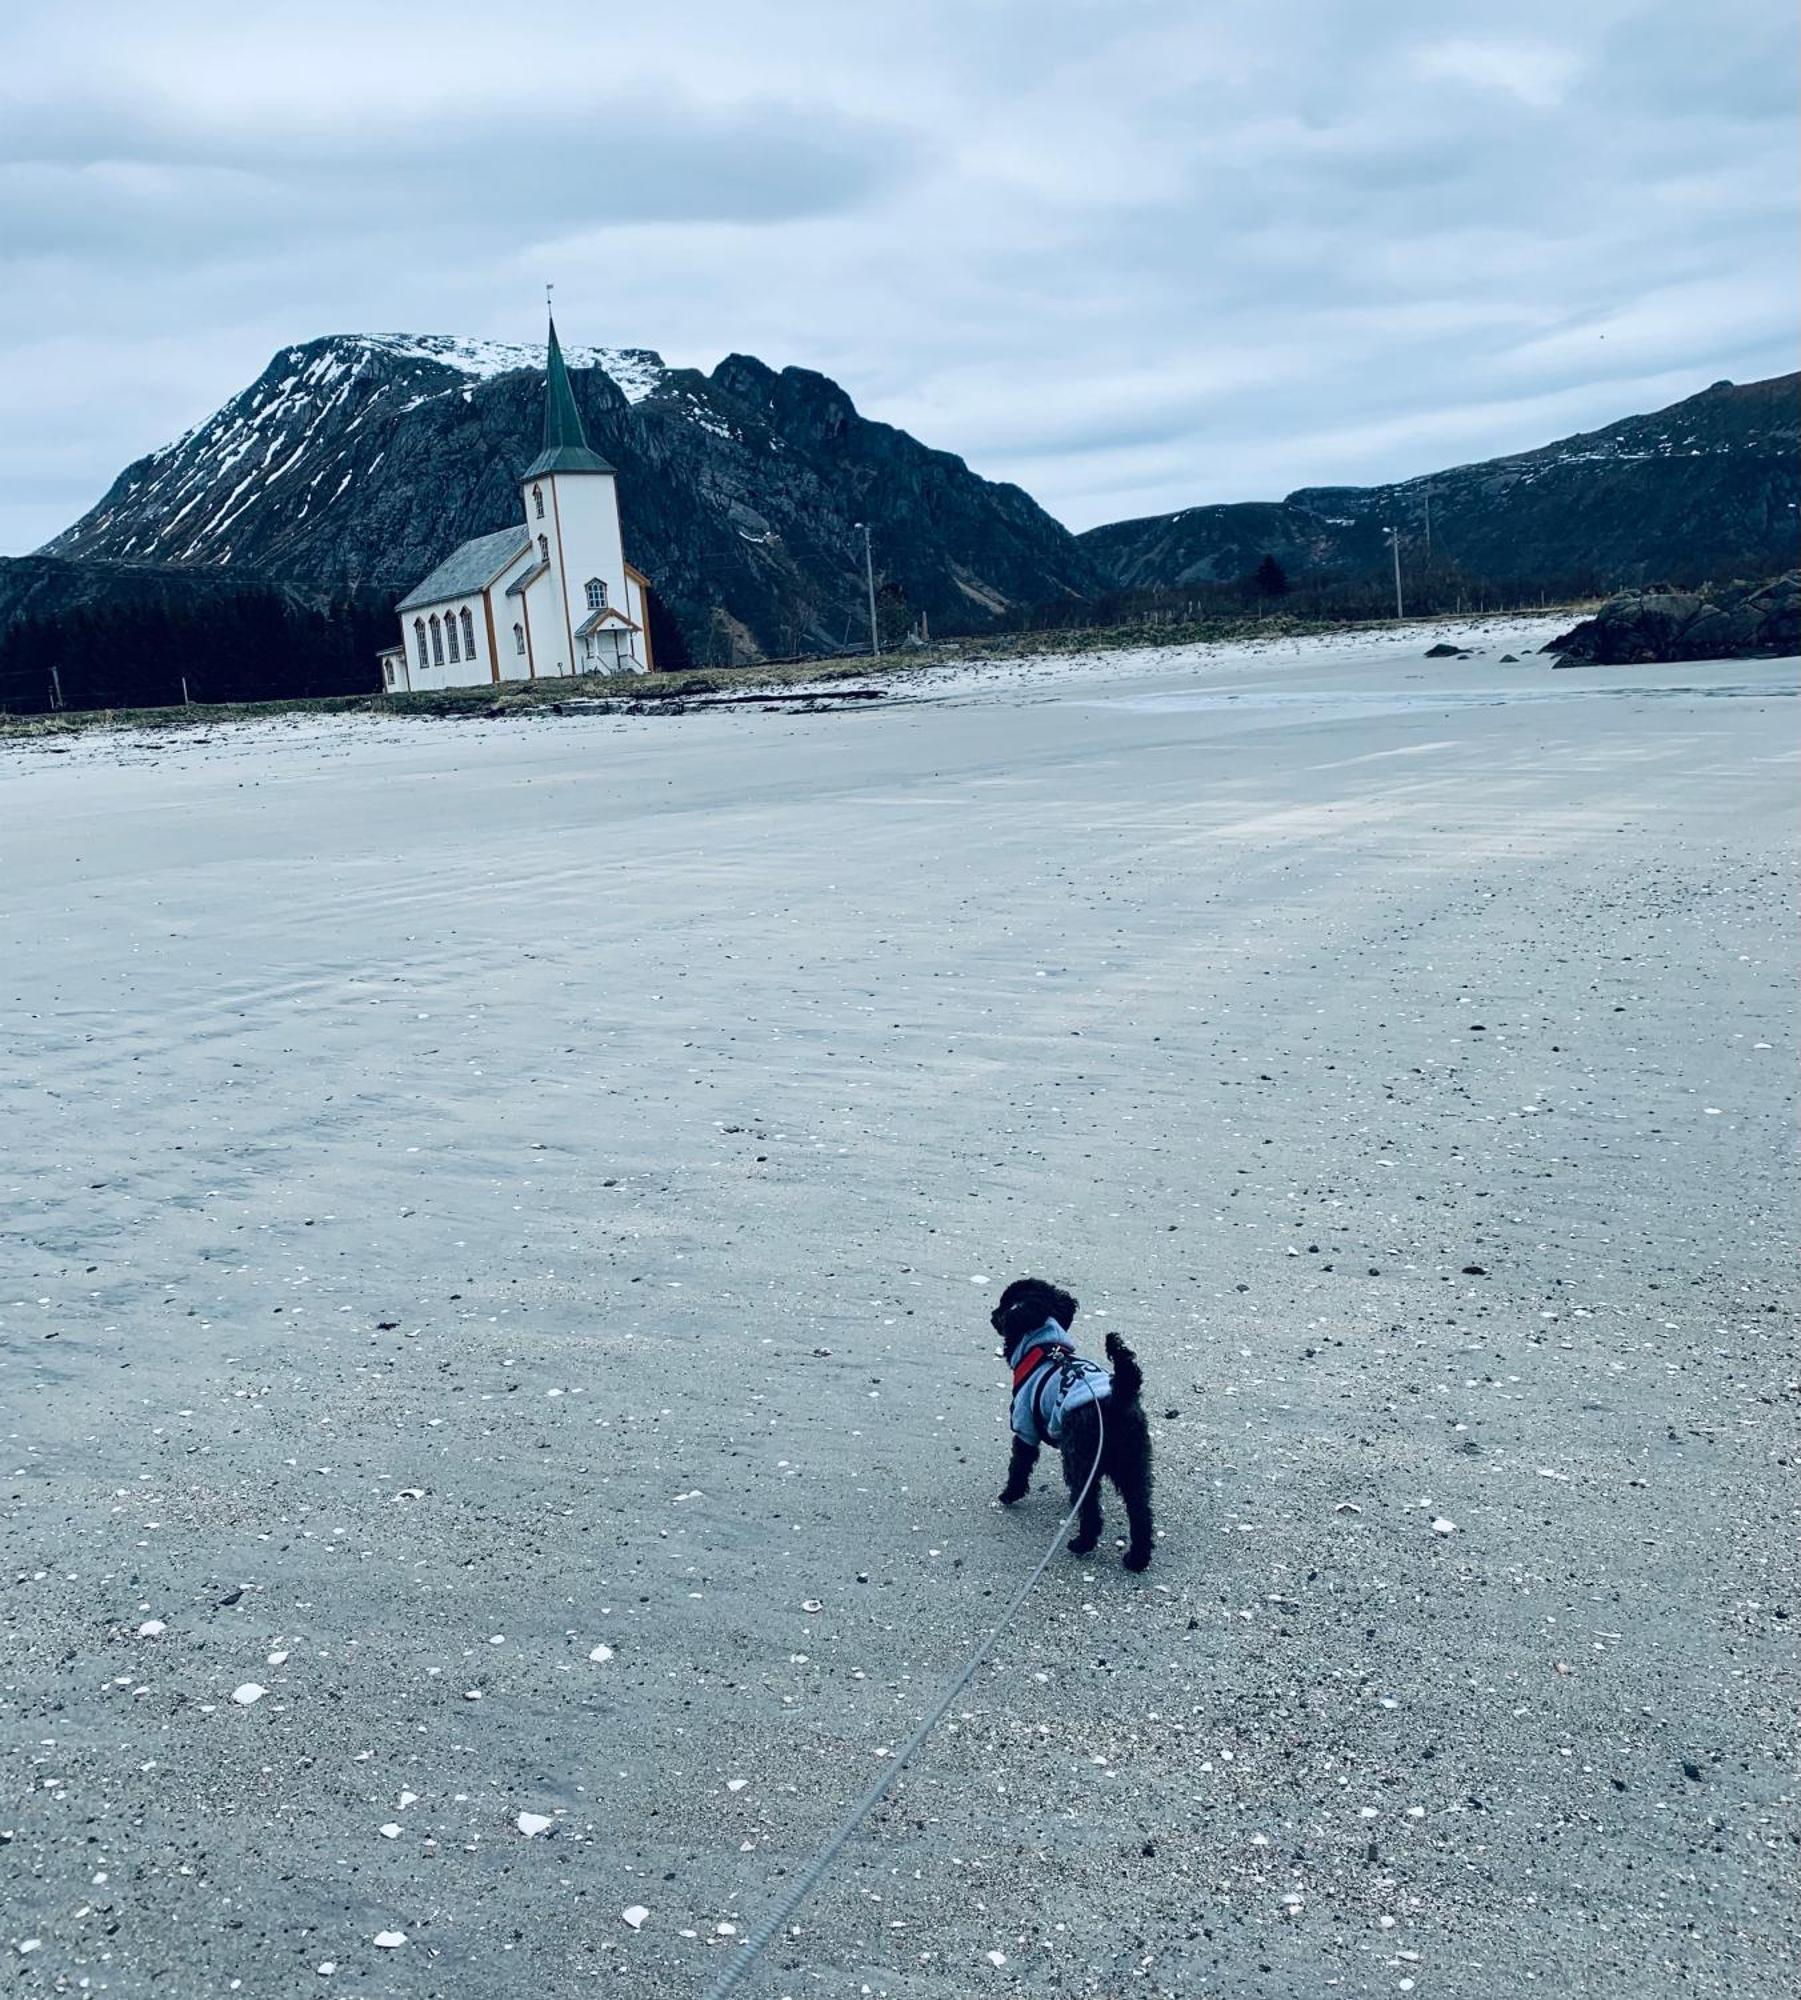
[997,547,1613,638]
[0,587,394,715]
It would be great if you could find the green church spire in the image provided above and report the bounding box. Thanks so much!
[522,314,614,477]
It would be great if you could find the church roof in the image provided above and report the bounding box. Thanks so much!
[396,525,531,611]
[504,558,549,598]
[521,316,615,477]
[575,604,639,637]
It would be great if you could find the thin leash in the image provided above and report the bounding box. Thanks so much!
[699,1405,1107,2000]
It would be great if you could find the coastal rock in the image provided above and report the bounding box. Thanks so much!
[1544,571,1799,664]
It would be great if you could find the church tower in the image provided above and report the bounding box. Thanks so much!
[519,316,631,676]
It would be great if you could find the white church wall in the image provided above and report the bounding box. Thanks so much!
[400,594,496,692]
[542,473,631,671]
[521,568,568,677]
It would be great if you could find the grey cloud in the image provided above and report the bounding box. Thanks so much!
[0,92,910,262]
[0,0,1793,550]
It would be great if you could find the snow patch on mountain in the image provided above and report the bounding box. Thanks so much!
[357,333,668,402]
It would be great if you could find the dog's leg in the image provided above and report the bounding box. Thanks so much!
[998,1438,1038,1505]
[1114,1447,1155,1571]
[1062,1429,1104,1555]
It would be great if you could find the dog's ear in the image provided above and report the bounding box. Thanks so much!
[1043,1283,1077,1330]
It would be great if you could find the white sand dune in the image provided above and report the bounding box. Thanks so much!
[3,624,1796,1996]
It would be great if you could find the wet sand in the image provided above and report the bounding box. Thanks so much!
[3,624,1797,1998]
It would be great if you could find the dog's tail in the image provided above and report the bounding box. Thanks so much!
[1104,1330,1143,1405]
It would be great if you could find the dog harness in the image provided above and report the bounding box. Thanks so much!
[1008,1320,1112,1447]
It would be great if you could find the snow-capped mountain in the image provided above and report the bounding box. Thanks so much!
[43,335,671,574]
[1081,374,1800,594]
[42,334,1097,659]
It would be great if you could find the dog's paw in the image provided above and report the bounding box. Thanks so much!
[1122,1544,1153,1572]
[997,1485,1029,1506]
[1066,1533,1098,1556]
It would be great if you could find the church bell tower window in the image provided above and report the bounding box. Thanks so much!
[585,577,607,611]
[538,534,549,566]
[533,485,544,520]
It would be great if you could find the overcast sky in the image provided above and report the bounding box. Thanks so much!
[2,0,1794,552]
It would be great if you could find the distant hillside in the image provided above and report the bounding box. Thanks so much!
[43,335,1100,663]
[1081,374,1800,595]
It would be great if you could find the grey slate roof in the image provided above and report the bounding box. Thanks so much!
[575,605,636,637]
[504,559,549,598]
[395,526,531,612]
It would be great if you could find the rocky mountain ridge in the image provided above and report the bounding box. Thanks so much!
[43,334,1098,661]
[1080,374,1799,596]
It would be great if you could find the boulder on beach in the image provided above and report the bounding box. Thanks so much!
[1424,642,1470,658]
[1544,572,1799,664]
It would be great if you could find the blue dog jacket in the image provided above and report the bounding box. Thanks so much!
[1008,1320,1112,1446]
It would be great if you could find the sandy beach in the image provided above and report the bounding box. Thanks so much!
[3,621,1796,1999]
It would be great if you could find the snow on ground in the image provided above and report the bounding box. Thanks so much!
[2,626,1796,1998]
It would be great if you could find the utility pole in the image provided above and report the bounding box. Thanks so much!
[49,665,63,711]
[1386,525,1404,621]
[1422,483,1433,560]
[855,520,880,657]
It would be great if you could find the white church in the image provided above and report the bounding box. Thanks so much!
[379,317,655,691]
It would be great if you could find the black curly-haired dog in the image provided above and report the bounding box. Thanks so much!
[990,1277,1154,1570]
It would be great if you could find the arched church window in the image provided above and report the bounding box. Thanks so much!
[429,614,444,666]
[533,485,545,520]
[461,607,476,657]
[585,577,607,611]
[445,612,460,663]
[414,618,428,669]
[513,622,526,655]
[537,534,549,566]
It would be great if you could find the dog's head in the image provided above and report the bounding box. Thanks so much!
[990,1276,1077,1360]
